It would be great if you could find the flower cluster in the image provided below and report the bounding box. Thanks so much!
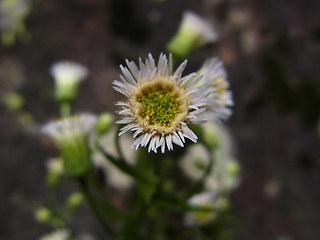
[114,53,233,153]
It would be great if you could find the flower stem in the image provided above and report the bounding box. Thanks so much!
[114,125,125,161]
[60,102,71,118]
[77,176,114,236]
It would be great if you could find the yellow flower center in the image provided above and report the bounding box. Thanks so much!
[131,77,188,134]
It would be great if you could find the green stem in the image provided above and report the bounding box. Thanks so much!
[60,102,71,118]
[77,176,114,236]
[179,144,214,199]
[98,144,151,183]
[114,125,125,161]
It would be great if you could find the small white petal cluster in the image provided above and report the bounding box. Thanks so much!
[39,229,70,240]
[181,11,218,44]
[185,192,216,226]
[199,58,233,122]
[50,61,88,87]
[41,113,96,142]
[114,53,210,153]
[188,191,215,206]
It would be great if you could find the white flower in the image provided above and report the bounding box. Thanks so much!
[185,192,216,226]
[198,58,233,122]
[113,53,209,153]
[41,114,97,177]
[50,61,88,102]
[0,0,30,30]
[40,229,70,240]
[167,11,218,59]
[50,61,88,87]
[180,11,218,44]
[41,114,96,142]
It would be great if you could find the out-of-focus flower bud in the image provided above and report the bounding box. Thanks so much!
[41,114,96,177]
[95,113,114,135]
[50,61,88,103]
[167,11,218,59]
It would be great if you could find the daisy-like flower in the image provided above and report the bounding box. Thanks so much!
[41,113,96,177]
[198,58,233,122]
[39,229,70,240]
[185,192,216,226]
[167,11,218,59]
[114,53,209,153]
[50,61,88,102]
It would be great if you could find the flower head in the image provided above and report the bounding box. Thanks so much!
[198,58,233,122]
[167,11,218,59]
[114,53,209,153]
[41,113,96,177]
[50,61,88,102]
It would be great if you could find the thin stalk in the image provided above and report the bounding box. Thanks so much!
[98,144,151,183]
[114,125,125,161]
[77,176,114,236]
[60,102,71,118]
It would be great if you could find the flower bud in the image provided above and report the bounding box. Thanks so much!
[66,192,83,210]
[41,114,96,177]
[35,207,52,223]
[50,61,88,103]
[95,113,114,135]
[167,11,218,59]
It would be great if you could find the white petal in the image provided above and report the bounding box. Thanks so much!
[173,60,187,80]
[126,59,140,80]
[172,132,184,147]
[120,65,136,85]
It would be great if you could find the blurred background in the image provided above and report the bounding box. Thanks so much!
[1,0,320,239]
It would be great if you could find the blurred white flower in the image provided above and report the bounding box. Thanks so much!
[167,11,218,59]
[41,113,96,177]
[40,229,70,240]
[198,57,233,122]
[185,192,216,226]
[0,0,30,45]
[50,61,88,102]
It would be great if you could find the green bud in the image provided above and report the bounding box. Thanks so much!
[58,135,92,177]
[3,92,24,111]
[35,207,52,223]
[95,113,114,134]
[226,160,240,176]
[167,11,217,60]
[67,192,83,210]
[202,125,219,149]
[54,85,78,103]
